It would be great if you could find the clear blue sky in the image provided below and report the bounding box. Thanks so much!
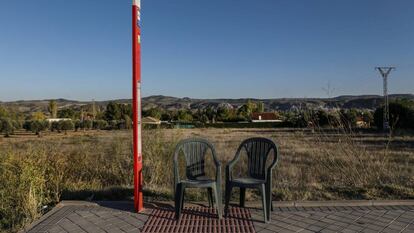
[0,0,413,101]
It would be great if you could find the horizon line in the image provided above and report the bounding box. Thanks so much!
[1,93,413,103]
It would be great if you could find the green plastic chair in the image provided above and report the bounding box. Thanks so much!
[173,138,222,220]
[224,137,279,223]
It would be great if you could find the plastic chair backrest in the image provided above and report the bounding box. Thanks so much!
[237,138,277,180]
[174,138,215,180]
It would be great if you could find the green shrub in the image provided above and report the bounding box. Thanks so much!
[374,101,414,129]
[59,121,74,134]
[23,120,50,136]
[93,120,108,130]
[74,120,81,131]
[83,120,93,130]
[50,121,60,132]
[0,118,15,137]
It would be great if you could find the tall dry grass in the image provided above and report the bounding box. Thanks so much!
[270,126,414,201]
[0,130,178,232]
[0,127,413,232]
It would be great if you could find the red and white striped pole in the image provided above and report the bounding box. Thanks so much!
[132,0,143,212]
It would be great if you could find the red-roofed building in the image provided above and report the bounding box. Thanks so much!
[251,112,282,123]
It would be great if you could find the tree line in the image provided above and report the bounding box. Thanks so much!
[0,99,413,137]
[143,100,265,123]
[0,101,133,137]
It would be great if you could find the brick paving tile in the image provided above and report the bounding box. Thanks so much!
[251,206,414,233]
[341,229,358,233]
[25,202,414,233]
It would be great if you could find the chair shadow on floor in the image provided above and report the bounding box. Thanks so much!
[60,187,259,223]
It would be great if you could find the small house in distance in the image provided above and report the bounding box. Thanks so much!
[251,112,282,123]
[46,118,72,123]
[356,116,370,128]
[142,117,161,125]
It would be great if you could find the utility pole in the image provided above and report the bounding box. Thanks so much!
[132,0,143,212]
[375,67,395,130]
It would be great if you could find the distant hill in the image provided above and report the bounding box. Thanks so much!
[1,94,413,114]
[139,94,414,111]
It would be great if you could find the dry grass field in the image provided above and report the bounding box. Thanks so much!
[0,128,413,232]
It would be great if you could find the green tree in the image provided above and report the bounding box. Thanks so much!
[95,111,105,120]
[0,118,15,137]
[216,106,233,121]
[83,120,93,130]
[316,110,330,127]
[48,100,58,118]
[256,102,265,113]
[124,115,132,129]
[340,109,358,128]
[121,104,133,119]
[51,121,61,132]
[57,108,76,119]
[32,111,46,121]
[0,106,9,118]
[246,100,256,112]
[237,100,257,120]
[285,111,309,128]
[192,109,209,123]
[374,101,414,130]
[145,108,162,120]
[11,120,22,130]
[176,110,193,122]
[199,114,209,124]
[59,120,74,134]
[93,120,108,130]
[161,112,172,121]
[105,102,122,121]
[362,111,374,128]
[74,120,82,131]
[108,120,119,130]
[23,120,49,136]
[205,107,216,123]
[237,105,251,120]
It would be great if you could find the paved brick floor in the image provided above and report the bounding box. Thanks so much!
[25,202,150,233]
[24,201,414,233]
[252,205,414,233]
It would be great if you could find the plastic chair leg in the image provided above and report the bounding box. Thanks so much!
[266,188,272,219]
[207,188,213,208]
[212,186,222,219]
[181,189,185,211]
[240,187,246,207]
[224,183,233,217]
[266,183,273,212]
[175,184,184,220]
[217,183,223,216]
[259,184,269,223]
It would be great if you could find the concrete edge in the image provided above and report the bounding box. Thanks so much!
[371,200,414,206]
[56,200,105,207]
[127,200,414,208]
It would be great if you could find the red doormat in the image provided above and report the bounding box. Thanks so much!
[142,206,255,233]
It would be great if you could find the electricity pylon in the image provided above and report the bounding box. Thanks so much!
[376,67,395,130]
